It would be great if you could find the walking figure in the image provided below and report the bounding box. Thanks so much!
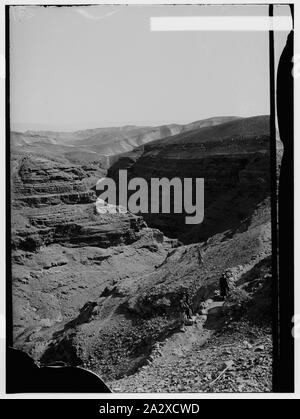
[219,271,230,300]
[180,294,193,320]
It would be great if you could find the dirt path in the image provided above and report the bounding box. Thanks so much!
[157,300,225,358]
[108,296,272,392]
[108,299,228,392]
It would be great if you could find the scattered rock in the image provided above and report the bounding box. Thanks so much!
[243,340,253,349]
[222,360,235,369]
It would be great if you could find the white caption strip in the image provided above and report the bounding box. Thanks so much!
[151,16,293,32]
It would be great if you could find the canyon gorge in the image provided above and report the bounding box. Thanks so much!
[10,115,279,391]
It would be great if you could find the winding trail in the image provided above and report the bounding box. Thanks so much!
[109,299,227,392]
[108,297,272,393]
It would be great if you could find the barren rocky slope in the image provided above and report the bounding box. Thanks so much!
[10,115,275,391]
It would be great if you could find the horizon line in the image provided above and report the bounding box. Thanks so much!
[11,114,270,134]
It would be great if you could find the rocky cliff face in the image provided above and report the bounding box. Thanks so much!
[109,116,275,242]
[11,154,151,251]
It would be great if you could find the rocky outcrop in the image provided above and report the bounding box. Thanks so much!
[12,155,104,206]
[12,203,149,251]
[11,154,152,251]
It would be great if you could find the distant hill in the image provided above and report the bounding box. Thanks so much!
[10,116,241,164]
[144,115,270,148]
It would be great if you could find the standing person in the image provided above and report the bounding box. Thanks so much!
[219,271,230,300]
[180,294,193,320]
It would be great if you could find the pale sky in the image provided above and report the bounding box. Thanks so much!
[9,4,290,131]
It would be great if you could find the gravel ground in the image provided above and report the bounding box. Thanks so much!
[109,303,272,393]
